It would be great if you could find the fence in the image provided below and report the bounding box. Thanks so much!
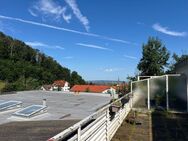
[131,74,188,112]
[47,93,132,141]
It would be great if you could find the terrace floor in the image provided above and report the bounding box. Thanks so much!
[152,111,188,141]
[112,110,188,141]
[112,111,151,141]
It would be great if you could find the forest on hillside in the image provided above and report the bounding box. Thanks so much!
[0,32,85,92]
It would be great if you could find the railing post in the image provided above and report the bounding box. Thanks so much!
[77,125,81,141]
[130,81,133,109]
[106,108,110,141]
[166,75,169,111]
[147,79,150,110]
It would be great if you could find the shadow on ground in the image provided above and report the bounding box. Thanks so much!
[0,120,79,141]
[152,111,188,141]
[112,111,150,141]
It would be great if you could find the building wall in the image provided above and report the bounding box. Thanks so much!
[41,86,53,91]
[102,88,116,94]
[176,65,188,90]
[175,65,188,111]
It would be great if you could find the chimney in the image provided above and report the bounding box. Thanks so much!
[43,99,47,106]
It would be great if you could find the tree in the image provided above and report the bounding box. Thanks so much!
[0,31,85,92]
[167,53,188,73]
[137,37,170,76]
[70,71,85,86]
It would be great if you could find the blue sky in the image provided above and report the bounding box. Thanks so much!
[0,0,188,81]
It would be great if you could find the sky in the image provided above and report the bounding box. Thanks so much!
[0,0,188,81]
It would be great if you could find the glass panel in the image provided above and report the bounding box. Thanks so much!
[132,80,148,108]
[0,101,22,111]
[168,75,187,111]
[150,76,166,109]
[132,75,187,111]
[19,105,44,115]
[14,105,47,117]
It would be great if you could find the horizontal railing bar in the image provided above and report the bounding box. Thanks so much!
[86,123,106,141]
[81,116,106,140]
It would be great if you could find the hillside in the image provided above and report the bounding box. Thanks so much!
[0,32,85,92]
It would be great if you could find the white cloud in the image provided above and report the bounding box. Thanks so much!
[25,41,64,50]
[0,15,135,45]
[124,55,137,60]
[0,21,4,31]
[30,0,72,23]
[28,9,38,17]
[104,68,124,72]
[152,23,187,37]
[137,22,145,25]
[26,41,46,47]
[65,0,89,31]
[64,56,73,59]
[76,43,113,51]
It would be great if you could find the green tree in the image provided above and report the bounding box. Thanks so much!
[0,31,85,92]
[167,53,188,73]
[70,71,85,86]
[137,37,170,76]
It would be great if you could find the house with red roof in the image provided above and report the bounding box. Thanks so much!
[41,85,53,91]
[70,85,116,94]
[52,80,70,91]
[41,80,70,92]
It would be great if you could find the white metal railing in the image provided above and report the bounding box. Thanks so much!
[47,93,132,141]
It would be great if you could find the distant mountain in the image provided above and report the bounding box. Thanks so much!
[0,32,85,92]
[87,80,125,85]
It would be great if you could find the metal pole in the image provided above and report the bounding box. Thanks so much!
[43,99,46,106]
[77,126,81,141]
[147,79,150,110]
[166,75,169,111]
[130,82,133,108]
[106,108,109,141]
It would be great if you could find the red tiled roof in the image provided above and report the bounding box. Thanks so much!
[70,85,112,93]
[53,80,68,87]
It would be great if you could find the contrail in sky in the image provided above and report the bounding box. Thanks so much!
[0,15,135,45]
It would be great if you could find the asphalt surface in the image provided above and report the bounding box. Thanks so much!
[0,120,79,141]
[0,90,111,125]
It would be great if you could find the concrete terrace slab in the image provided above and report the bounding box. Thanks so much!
[0,90,111,125]
[0,120,80,141]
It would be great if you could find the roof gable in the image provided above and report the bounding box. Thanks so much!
[53,80,68,87]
